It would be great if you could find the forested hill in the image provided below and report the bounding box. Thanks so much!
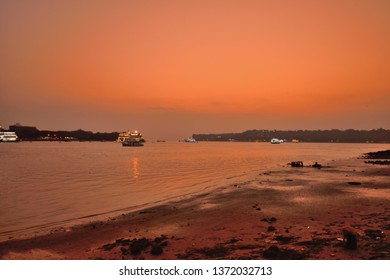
[192,129,390,143]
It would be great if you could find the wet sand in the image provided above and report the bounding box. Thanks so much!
[1,157,389,260]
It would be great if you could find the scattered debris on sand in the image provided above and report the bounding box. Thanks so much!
[100,235,169,258]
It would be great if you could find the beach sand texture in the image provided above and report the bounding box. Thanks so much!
[0,156,389,260]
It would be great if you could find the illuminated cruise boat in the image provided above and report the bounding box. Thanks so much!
[118,131,144,147]
[0,132,19,142]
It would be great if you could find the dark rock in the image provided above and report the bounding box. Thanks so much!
[261,217,276,224]
[275,235,297,244]
[343,229,358,250]
[312,162,322,168]
[120,246,130,255]
[101,243,116,251]
[151,245,163,255]
[130,238,151,255]
[348,182,362,185]
[154,236,166,244]
[363,150,390,159]
[267,226,276,232]
[262,246,280,259]
[116,238,131,246]
[289,161,303,167]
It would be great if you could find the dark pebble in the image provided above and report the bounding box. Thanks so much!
[151,245,163,255]
[130,238,151,255]
[268,226,276,232]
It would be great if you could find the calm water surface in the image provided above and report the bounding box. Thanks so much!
[0,141,388,240]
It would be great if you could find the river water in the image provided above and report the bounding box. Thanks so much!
[0,141,388,241]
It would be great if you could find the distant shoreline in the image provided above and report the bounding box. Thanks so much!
[2,125,390,143]
[193,129,390,143]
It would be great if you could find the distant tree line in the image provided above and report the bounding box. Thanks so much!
[39,129,119,141]
[193,129,390,143]
[9,125,118,141]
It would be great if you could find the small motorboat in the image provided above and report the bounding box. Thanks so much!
[184,137,197,143]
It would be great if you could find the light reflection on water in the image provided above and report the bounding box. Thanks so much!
[0,141,388,240]
[132,157,139,180]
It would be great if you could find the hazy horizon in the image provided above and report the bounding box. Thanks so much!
[1,1,389,139]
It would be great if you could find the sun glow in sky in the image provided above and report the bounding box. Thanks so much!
[1,0,389,139]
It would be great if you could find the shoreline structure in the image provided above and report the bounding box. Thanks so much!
[0,151,389,260]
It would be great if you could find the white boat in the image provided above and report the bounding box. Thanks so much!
[270,138,283,144]
[0,132,19,142]
[184,137,197,143]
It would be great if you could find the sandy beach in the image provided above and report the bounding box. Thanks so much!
[1,155,389,260]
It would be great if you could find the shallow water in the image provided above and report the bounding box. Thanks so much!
[0,141,388,240]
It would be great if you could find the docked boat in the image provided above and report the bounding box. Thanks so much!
[117,131,132,143]
[270,138,283,144]
[120,130,144,147]
[0,132,19,142]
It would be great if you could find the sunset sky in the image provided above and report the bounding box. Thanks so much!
[1,0,389,139]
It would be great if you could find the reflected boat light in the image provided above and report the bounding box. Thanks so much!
[132,157,139,180]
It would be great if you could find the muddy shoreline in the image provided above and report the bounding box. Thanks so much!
[1,156,389,260]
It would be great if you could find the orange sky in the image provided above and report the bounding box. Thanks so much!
[1,0,389,139]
